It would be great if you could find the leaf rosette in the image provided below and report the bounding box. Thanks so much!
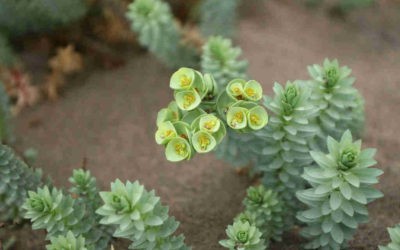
[219,221,266,250]
[296,130,384,249]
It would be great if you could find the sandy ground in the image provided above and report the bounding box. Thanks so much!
[5,0,400,249]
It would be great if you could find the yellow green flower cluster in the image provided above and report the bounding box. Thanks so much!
[217,79,268,132]
[155,67,268,162]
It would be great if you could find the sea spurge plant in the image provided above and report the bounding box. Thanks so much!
[156,68,268,162]
[0,34,15,66]
[243,185,285,241]
[69,169,98,203]
[0,144,42,222]
[252,81,318,225]
[24,181,110,249]
[0,0,88,36]
[379,224,400,250]
[201,36,248,89]
[307,58,365,149]
[219,220,266,250]
[347,92,365,139]
[305,0,375,12]
[96,179,189,249]
[69,169,112,249]
[199,0,240,38]
[126,0,197,68]
[0,83,13,143]
[296,130,383,249]
[23,186,79,237]
[46,231,87,250]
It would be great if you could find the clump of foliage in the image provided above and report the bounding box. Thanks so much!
[96,179,189,249]
[0,0,88,36]
[23,170,111,249]
[243,185,285,241]
[155,67,268,162]
[126,0,252,166]
[46,231,87,250]
[199,0,240,38]
[219,220,266,250]
[220,185,285,249]
[69,169,100,207]
[24,169,189,249]
[126,0,198,68]
[297,130,383,249]
[0,83,13,143]
[68,169,113,249]
[201,36,248,89]
[0,144,42,222]
[23,186,82,237]
[307,59,365,150]
[251,81,318,226]
[380,224,400,250]
[126,0,244,69]
[0,33,16,66]
[305,0,375,13]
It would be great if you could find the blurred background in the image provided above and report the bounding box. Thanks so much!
[1,0,399,249]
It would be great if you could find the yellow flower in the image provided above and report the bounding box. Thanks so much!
[198,134,211,150]
[227,107,247,129]
[174,142,187,156]
[180,75,191,87]
[250,114,260,126]
[233,111,244,124]
[183,94,195,108]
